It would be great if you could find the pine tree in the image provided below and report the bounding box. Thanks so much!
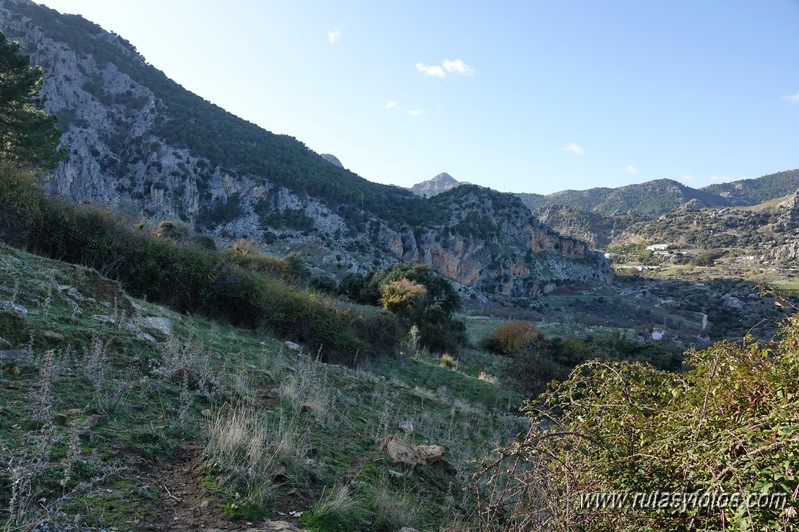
[0,31,62,168]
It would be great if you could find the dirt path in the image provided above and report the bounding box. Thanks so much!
[148,444,305,531]
[151,445,235,530]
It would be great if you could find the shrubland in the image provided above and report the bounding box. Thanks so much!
[476,310,799,530]
[480,319,684,397]
[0,162,409,364]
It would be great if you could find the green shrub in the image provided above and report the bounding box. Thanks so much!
[196,193,242,228]
[308,275,337,294]
[480,314,799,530]
[339,264,466,352]
[380,278,427,321]
[0,162,45,244]
[355,310,403,358]
[152,219,193,242]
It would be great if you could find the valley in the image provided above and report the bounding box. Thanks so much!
[1,1,798,530]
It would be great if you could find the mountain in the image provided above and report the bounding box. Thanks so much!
[519,172,799,250]
[533,204,644,249]
[701,169,799,205]
[518,179,734,218]
[0,0,611,295]
[410,172,462,197]
[611,190,799,263]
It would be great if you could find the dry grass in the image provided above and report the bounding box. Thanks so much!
[203,406,279,506]
[308,484,364,525]
[478,371,498,385]
[203,405,308,506]
[278,355,337,426]
[371,481,421,529]
[440,353,458,369]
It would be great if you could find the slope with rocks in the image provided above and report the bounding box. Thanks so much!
[702,169,799,205]
[0,238,526,530]
[609,190,799,266]
[519,172,799,250]
[0,0,611,297]
[375,185,613,296]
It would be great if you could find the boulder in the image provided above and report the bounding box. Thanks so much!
[90,314,117,326]
[414,444,445,464]
[0,350,31,361]
[42,330,65,343]
[284,341,302,352]
[381,434,421,467]
[381,434,446,467]
[398,420,414,436]
[0,300,27,316]
[258,521,305,532]
[137,316,173,336]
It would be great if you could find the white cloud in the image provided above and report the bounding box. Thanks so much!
[561,143,585,156]
[407,108,426,117]
[677,174,698,184]
[709,175,737,184]
[442,58,475,76]
[416,59,474,79]
[328,28,341,44]
[415,63,446,79]
[384,100,398,109]
[783,92,799,104]
[624,165,638,174]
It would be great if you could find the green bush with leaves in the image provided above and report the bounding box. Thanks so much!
[338,264,466,352]
[478,314,799,530]
[380,278,428,321]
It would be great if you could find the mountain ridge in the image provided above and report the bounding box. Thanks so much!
[0,0,612,296]
[515,171,799,249]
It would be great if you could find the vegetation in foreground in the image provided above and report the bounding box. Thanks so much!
[478,304,799,530]
[0,240,525,530]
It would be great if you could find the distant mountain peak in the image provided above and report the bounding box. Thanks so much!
[432,172,456,182]
[411,172,462,197]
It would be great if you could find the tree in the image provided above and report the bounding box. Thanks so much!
[0,31,62,168]
[380,278,427,321]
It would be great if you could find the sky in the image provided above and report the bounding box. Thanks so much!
[33,0,799,194]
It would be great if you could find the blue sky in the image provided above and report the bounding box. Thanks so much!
[36,0,799,194]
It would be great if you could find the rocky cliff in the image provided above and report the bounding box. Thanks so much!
[373,186,613,295]
[0,0,612,296]
[410,172,462,198]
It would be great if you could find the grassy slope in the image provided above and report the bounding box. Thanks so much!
[0,242,525,530]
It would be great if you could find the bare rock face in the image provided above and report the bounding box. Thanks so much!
[375,187,612,296]
[767,190,799,263]
[410,172,462,198]
[320,153,343,168]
